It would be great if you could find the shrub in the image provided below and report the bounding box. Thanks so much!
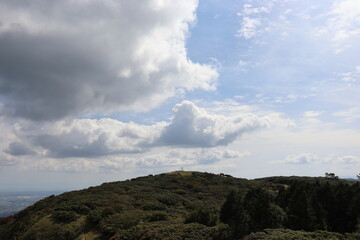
[71,204,91,214]
[157,194,178,206]
[101,207,116,217]
[113,204,124,213]
[141,203,167,211]
[146,211,168,222]
[51,210,78,222]
[87,209,102,224]
[53,228,76,240]
[185,208,218,227]
[54,203,90,215]
[99,211,141,234]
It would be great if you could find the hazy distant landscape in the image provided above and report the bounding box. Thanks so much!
[0,191,63,217]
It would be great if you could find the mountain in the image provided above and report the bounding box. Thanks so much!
[0,171,360,240]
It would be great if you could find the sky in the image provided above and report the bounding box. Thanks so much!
[0,0,359,191]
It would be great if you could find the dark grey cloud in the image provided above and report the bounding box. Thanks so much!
[33,132,115,158]
[5,141,35,156]
[0,0,217,121]
[0,30,106,120]
[31,123,151,158]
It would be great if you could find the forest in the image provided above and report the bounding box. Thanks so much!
[221,179,360,239]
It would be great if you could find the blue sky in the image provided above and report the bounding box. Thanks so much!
[0,0,359,191]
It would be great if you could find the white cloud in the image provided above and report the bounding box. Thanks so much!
[271,152,360,166]
[204,99,258,116]
[324,0,360,52]
[242,4,270,15]
[236,3,271,39]
[300,118,323,127]
[254,93,313,105]
[274,153,319,164]
[328,0,360,39]
[303,111,323,118]
[201,98,296,128]
[198,98,295,128]
[333,108,360,122]
[338,66,360,82]
[137,149,248,168]
[0,0,217,121]
[30,148,248,173]
[33,158,98,173]
[237,16,262,39]
[300,111,324,127]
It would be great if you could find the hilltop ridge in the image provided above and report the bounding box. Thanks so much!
[1,171,359,240]
[0,171,247,239]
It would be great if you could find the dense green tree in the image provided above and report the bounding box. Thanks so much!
[220,187,285,238]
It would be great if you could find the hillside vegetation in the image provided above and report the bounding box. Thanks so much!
[0,171,360,240]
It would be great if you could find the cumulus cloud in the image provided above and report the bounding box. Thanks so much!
[0,0,217,121]
[29,118,164,158]
[157,101,269,147]
[2,101,271,159]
